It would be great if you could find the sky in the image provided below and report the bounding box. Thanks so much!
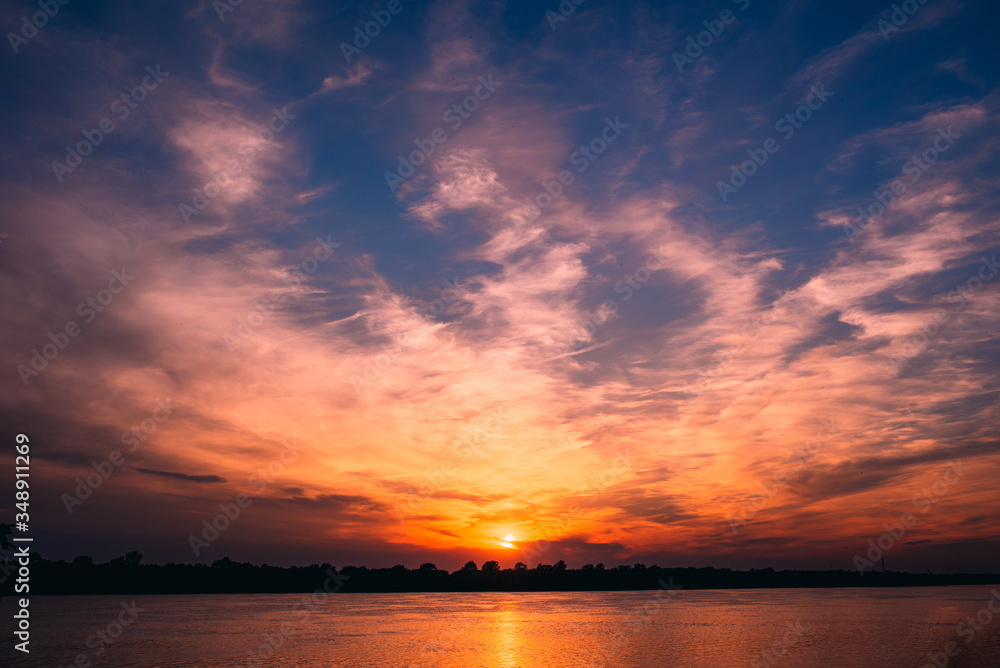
[0,0,998,573]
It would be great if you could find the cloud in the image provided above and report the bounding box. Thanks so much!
[320,61,374,92]
[275,493,389,512]
[135,469,228,484]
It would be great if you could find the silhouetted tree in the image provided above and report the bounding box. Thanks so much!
[554,560,567,571]
[3,551,997,596]
[124,551,143,567]
[419,562,438,571]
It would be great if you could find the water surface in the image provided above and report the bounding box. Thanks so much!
[9,586,1000,667]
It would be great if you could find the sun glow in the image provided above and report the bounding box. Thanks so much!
[499,533,517,548]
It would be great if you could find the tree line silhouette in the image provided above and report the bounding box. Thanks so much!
[1,548,996,595]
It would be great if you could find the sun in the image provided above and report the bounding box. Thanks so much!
[498,533,517,549]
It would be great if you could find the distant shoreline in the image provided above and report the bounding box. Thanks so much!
[3,555,997,596]
[15,583,1000,597]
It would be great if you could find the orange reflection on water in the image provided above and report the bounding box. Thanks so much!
[491,603,525,668]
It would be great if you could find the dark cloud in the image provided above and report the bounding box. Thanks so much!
[274,493,389,513]
[134,468,227,483]
[787,439,998,501]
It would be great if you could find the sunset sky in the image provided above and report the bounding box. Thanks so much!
[1,0,998,573]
